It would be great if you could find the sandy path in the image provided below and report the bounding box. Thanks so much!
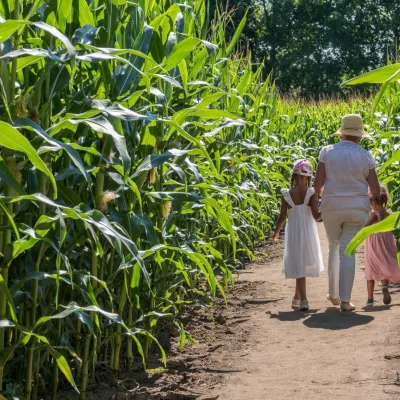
[208,225,400,400]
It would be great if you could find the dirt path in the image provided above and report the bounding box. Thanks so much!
[204,225,400,400]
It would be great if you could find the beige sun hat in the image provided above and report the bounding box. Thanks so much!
[333,114,370,138]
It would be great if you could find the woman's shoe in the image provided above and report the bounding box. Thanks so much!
[340,302,356,312]
[327,294,340,306]
[382,286,392,305]
[366,298,376,306]
[292,298,301,309]
[299,300,309,311]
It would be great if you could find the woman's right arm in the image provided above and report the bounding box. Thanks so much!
[367,168,380,203]
[314,162,326,196]
[272,199,288,242]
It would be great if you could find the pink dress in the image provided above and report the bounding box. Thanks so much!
[364,210,400,282]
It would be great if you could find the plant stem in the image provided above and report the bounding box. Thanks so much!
[10,0,20,106]
[79,332,91,400]
[50,320,61,400]
[0,155,16,392]
[32,353,41,400]
[126,304,133,370]
[112,285,127,381]
[75,319,82,377]
[25,243,46,399]
[0,265,8,391]
[144,291,156,361]
[94,172,105,210]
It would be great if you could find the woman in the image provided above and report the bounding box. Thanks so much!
[314,114,380,312]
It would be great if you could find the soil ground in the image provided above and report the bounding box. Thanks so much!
[203,225,400,400]
[76,224,400,400]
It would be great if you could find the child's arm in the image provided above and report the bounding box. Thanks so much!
[365,212,377,226]
[272,199,288,242]
[309,193,322,221]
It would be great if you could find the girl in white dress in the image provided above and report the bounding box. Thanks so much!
[273,160,324,311]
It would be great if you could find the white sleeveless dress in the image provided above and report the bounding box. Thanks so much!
[281,188,324,278]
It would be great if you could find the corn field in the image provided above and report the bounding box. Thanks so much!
[0,0,399,399]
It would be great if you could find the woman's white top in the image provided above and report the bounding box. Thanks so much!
[319,140,375,213]
[282,188,324,279]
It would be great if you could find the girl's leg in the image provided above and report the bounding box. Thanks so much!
[294,280,301,300]
[381,279,391,305]
[297,277,307,301]
[292,280,301,309]
[367,280,375,300]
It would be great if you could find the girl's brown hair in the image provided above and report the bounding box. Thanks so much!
[290,173,312,188]
[378,185,389,207]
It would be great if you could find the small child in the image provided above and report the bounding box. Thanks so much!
[365,186,400,306]
[273,160,324,311]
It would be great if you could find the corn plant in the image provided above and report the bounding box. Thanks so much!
[0,1,296,398]
[1,0,397,398]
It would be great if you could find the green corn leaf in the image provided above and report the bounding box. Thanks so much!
[345,212,400,256]
[0,334,21,368]
[147,191,203,202]
[237,68,252,96]
[25,0,44,21]
[163,37,200,71]
[33,21,76,67]
[13,118,92,184]
[9,271,70,295]
[70,116,131,174]
[0,198,20,241]
[114,24,154,96]
[131,149,189,179]
[132,214,159,246]
[0,275,17,322]
[0,48,61,62]
[343,64,400,85]
[178,59,188,91]
[55,0,73,31]
[0,122,57,197]
[0,20,29,42]
[46,345,79,393]
[380,149,400,173]
[0,156,26,195]
[77,0,95,27]
[372,80,391,112]
[226,11,247,56]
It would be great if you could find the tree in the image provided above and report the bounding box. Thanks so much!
[217,0,400,98]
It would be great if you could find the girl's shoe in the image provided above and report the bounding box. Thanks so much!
[327,294,340,306]
[340,302,356,312]
[382,286,392,305]
[292,298,301,309]
[299,300,309,311]
[366,298,376,306]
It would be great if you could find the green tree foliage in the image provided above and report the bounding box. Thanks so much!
[218,0,400,97]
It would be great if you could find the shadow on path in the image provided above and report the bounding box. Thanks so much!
[269,309,319,322]
[361,304,398,312]
[303,308,374,330]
